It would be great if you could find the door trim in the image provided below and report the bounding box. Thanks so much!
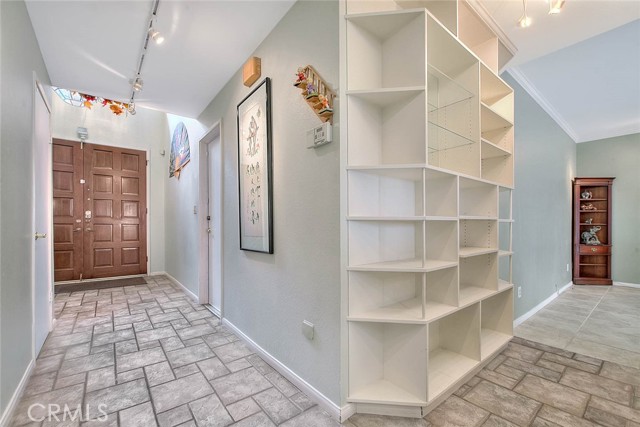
[198,120,223,315]
[32,75,54,358]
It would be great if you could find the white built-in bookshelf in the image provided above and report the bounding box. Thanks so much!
[342,0,515,418]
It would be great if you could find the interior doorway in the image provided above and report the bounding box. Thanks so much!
[33,79,53,355]
[198,122,223,316]
[52,139,148,281]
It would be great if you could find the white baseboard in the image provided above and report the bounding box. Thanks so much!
[0,359,35,427]
[158,272,199,302]
[221,318,341,422]
[341,403,357,422]
[205,304,221,318]
[514,281,573,327]
[614,281,640,289]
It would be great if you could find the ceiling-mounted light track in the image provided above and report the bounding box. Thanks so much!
[548,0,565,15]
[129,0,162,109]
[518,0,532,28]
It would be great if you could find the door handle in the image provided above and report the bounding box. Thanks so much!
[86,228,93,232]
[74,228,82,232]
[34,232,47,240]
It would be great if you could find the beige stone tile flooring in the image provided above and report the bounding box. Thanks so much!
[515,285,640,369]
[11,276,339,427]
[12,277,640,426]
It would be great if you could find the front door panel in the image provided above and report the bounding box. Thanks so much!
[53,139,147,281]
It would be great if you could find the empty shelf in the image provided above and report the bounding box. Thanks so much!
[497,280,513,292]
[347,87,425,107]
[459,247,498,258]
[348,298,423,324]
[459,286,496,306]
[498,250,513,257]
[424,301,458,323]
[428,349,478,401]
[427,64,474,112]
[349,379,427,406]
[481,139,511,159]
[348,258,424,272]
[347,216,425,221]
[424,259,458,272]
[428,121,477,152]
[481,329,511,360]
[481,103,513,132]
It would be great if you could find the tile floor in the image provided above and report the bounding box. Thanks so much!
[11,277,640,426]
[515,285,640,369]
[11,275,339,427]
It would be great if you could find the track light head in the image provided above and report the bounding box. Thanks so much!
[149,27,165,45]
[548,0,565,14]
[518,14,532,28]
[132,77,143,92]
[517,0,532,28]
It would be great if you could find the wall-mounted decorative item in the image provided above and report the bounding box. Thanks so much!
[237,78,273,253]
[243,57,262,87]
[169,122,191,178]
[293,65,335,123]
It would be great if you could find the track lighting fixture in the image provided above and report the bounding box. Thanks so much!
[132,77,144,92]
[148,27,165,45]
[518,0,532,28]
[548,0,565,14]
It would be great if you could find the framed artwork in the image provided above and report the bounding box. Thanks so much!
[169,122,191,178]
[237,78,273,253]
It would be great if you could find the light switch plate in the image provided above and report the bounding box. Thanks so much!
[302,320,314,340]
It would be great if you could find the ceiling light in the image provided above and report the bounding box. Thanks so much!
[518,0,532,28]
[518,14,532,28]
[548,0,565,14]
[149,28,165,45]
[132,77,143,92]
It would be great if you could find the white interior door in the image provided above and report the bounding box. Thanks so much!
[33,81,53,355]
[207,138,222,313]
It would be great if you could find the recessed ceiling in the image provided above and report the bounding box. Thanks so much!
[25,0,296,117]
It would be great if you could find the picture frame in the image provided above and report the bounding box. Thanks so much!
[237,77,273,253]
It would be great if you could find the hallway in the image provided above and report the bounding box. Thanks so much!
[515,285,640,369]
[11,276,338,426]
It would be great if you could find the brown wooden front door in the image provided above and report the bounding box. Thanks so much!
[53,139,147,281]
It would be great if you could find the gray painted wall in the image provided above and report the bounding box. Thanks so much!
[51,95,170,274]
[164,115,208,295]
[0,0,50,414]
[194,0,341,404]
[577,134,640,284]
[503,73,576,319]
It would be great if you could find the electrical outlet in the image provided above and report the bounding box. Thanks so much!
[517,286,522,298]
[302,320,314,340]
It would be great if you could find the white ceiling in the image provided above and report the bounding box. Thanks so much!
[479,1,640,143]
[26,0,296,118]
[25,0,640,141]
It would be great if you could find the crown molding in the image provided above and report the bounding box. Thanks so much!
[507,66,581,143]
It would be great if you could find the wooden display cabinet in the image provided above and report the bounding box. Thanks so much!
[572,177,614,285]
